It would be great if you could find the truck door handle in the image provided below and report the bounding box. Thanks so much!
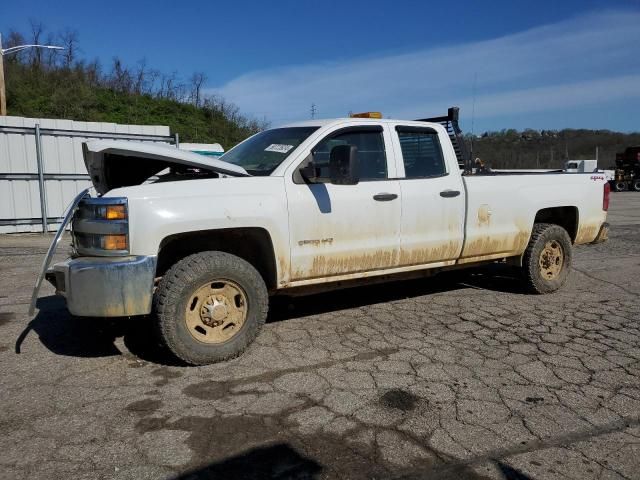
[440,190,460,198]
[373,193,398,201]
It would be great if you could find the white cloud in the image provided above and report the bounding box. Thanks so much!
[391,74,640,122]
[208,10,640,126]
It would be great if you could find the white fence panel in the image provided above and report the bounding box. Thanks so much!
[0,116,174,233]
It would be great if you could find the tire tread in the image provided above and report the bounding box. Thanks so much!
[522,223,572,294]
[154,251,268,365]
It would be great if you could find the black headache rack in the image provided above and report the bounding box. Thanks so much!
[416,107,472,174]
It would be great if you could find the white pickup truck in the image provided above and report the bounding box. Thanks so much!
[32,108,610,365]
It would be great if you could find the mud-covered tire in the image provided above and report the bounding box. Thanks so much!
[522,223,572,294]
[154,251,268,365]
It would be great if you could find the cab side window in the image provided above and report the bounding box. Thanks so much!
[313,129,387,180]
[396,127,446,178]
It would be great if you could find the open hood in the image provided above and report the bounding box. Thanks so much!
[83,140,249,195]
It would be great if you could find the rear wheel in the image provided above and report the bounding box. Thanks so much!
[632,180,640,192]
[522,223,572,294]
[154,251,268,365]
[614,181,627,192]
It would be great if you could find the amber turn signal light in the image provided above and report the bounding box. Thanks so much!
[105,205,127,220]
[102,234,128,250]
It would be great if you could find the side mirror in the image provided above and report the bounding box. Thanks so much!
[298,157,318,183]
[329,145,359,185]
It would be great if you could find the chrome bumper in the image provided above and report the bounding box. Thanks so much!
[46,255,157,317]
[592,222,610,244]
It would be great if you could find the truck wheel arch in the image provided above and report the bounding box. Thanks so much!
[156,228,279,291]
[533,206,578,243]
[506,206,578,268]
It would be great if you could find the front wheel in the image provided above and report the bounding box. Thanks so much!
[632,179,640,192]
[522,223,572,294]
[154,251,268,365]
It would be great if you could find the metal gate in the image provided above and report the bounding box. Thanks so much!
[0,116,178,233]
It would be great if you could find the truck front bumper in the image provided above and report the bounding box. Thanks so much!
[592,222,610,244]
[46,255,157,317]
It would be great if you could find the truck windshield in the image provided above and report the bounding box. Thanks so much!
[220,127,319,176]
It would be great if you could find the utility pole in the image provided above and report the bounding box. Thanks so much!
[0,34,6,116]
[310,103,317,119]
[0,33,63,116]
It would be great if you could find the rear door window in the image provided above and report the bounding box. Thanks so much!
[396,127,446,178]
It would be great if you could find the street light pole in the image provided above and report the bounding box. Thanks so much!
[0,33,64,115]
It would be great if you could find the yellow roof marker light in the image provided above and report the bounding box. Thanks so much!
[349,112,383,119]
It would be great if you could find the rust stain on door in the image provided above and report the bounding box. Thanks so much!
[398,240,461,266]
[294,249,399,279]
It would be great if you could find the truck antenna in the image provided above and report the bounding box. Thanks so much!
[310,103,317,119]
[470,72,477,158]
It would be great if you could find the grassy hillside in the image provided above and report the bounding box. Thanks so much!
[4,55,263,149]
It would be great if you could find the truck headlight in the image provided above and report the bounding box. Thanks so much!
[72,197,129,256]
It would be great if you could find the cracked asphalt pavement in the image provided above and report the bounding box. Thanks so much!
[1,194,639,480]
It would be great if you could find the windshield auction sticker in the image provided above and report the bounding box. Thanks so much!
[264,144,294,153]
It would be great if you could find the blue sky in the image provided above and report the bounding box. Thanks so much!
[2,0,639,132]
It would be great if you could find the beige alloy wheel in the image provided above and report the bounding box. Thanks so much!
[538,240,564,280]
[522,223,572,294]
[155,251,269,365]
[185,279,248,344]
